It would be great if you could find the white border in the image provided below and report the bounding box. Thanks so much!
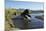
[0,0,4,31]
[44,0,46,31]
[0,0,45,31]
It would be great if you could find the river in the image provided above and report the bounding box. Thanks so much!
[12,13,44,29]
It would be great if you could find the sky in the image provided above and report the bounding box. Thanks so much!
[5,0,44,10]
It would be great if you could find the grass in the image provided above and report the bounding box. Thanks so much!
[5,9,17,31]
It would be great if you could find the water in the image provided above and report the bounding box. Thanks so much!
[30,13,43,16]
[12,13,44,29]
[28,13,44,28]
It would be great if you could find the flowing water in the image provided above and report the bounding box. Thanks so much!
[12,12,44,29]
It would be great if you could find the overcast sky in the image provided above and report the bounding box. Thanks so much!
[5,0,44,10]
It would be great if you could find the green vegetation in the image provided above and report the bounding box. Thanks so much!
[5,9,16,31]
